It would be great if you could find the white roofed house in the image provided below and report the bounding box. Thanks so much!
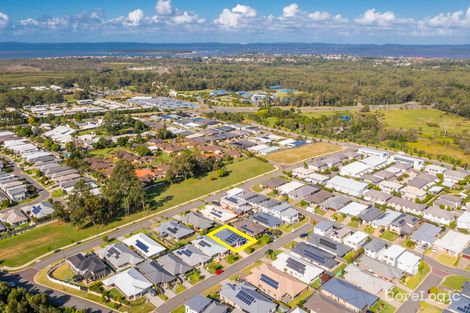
[21,201,54,220]
[276,181,304,195]
[123,233,166,258]
[344,231,369,250]
[364,189,392,205]
[457,212,470,232]
[338,202,369,217]
[292,166,316,180]
[102,267,152,299]
[339,161,371,178]
[357,147,389,158]
[425,164,446,176]
[269,202,300,224]
[378,244,406,267]
[378,180,403,194]
[326,176,368,197]
[433,230,470,256]
[388,196,427,216]
[272,252,324,284]
[444,169,469,185]
[391,153,424,170]
[200,204,237,224]
[396,251,421,275]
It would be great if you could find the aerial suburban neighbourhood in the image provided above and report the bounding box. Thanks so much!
[1,2,470,313]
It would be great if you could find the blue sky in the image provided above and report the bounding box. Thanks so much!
[1,1,470,43]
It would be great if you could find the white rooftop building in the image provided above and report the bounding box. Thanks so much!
[434,230,470,256]
[326,176,368,197]
[338,202,369,217]
[102,267,152,299]
[277,181,304,195]
[396,251,421,275]
[123,233,166,258]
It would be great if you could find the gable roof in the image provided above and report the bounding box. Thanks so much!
[156,253,192,276]
[102,267,152,298]
[97,242,143,269]
[220,282,277,313]
[180,212,213,230]
[67,253,108,279]
[123,233,166,258]
[174,244,211,266]
[308,233,351,257]
[322,278,379,311]
[192,236,229,258]
[156,220,195,239]
[135,259,176,285]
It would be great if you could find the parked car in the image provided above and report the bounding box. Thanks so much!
[148,289,158,297]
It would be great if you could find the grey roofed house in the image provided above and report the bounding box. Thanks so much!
[314,220,334,234]
[156,220,195,240]
[364,189,392,204]
[308,233,351,257]
[202,301,229,313]
[320,194,351,211]
[390,213,420,235]
[135,259,176,285]
[304,292,354,313]
[261,177,288,190]
[357,255,404,280]
[67,253,109,281]
[364,238,387,254]
[156,253,192,276]
[185,295,212,313]
[192,236,229,258]
[180,212,213,230]
[434,194,463,208]
[231,140,256,149]
[0,221,6,232]
[357,207,383,223]
[305,190,333,205]
[362,174,383,184]
[251,212,283,228]
[373,170,395,180]
[97,242,143,269]
[408,173,435,189]
[235,190,258,201]
[247,194,269,205]
[388,196,427,213]
[322,278,379,311]
[0,208,29,226]
[410,223,441,246]
[174,244,210,267]
[219,282,277,313]
[288,185,319,200]
[232,218,267,237]
[292,242,338,269]
[43,165,72,176]
[213,228,247,248]
[259,198,280,209]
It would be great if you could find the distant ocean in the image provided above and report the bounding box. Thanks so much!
[1,42,470,60]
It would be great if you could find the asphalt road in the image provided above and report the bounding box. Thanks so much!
[156,221,313,313]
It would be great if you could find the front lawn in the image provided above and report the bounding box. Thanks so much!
[265,142,342,164]
[0,158,274,267]
[370,299,395,313]
[442,275,470,291]
[288,289,313,308]
[437,253,459,267]
[380,230,398,242]
[402,263,430,290]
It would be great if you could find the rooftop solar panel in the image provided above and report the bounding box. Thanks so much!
[236,290,255,305]
[260,274,279,289]
[135,240,149,253]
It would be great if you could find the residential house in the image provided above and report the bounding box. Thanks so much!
[363,189,392,205]
[371,210,403,229]
[433,230,470,256]
[97,242,143,270]
[251,212,283,228]
[292,242,339,269]
[245,263,307,303]
[0,208,28,226]
[313,220,335,237]
[320,278,379,313]
[219,282,277,313]
[135,260,177,287]
[343,264,393,296]
[288,185,319,201]
[156,253,192,276]
[272,252,324,284]
[389,214,420,236]
[326,176,368,197]
[388,197,427,216]
[408,173,437,190]
[174,244,211,267]
[434,194,463,209]
[308,233,351,258]
[185,295,212,313]
[320,195,351,212]
[338,202,369,217]
[423,205,457,226]
[364,238,387,259]
[21,201,54,220]
[357,207,383,225]
[67,253,109,282]
[396,251,421,275]
[102,267,153,299]
[444,170,469,184]
[344,231,369,250]
[180,212,213,231]
[232,218,267,237]
[123,233,166,258]
[200,205,237,224]
[400,185,427,201]
[410,223,442,249]
[192,236,229,259]
[425,164,446,176]
[378,244,406,267]
[378,181,403,194]
[156,220,195,240]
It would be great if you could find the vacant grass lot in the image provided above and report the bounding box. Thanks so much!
[442,275,470,291]
[265,142,342,164]
[0,158,274,267]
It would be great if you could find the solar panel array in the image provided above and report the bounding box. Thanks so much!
[176,248,193,257]
[319,238,337,250]
[236,290,255,305]
[457,304,470,313]
[260,274,279,289]
[135,240,149,253]
[286,257,306,274]
[31,205,41,215]
[304,250,326,265]
[199,240,210,248]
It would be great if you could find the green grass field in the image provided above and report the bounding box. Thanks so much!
[0,158,274,267]
[442,275,470,291]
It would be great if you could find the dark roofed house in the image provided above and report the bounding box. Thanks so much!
[232,218,267,237]
[213,228,247,248]
[410,223,441,249]
[304,292,354,313]
[289,185,320,201]
[156,220,195,240]
[321,278,379,312]
[305,190,333,207]
[357,207,383,224]
[320,195,351,212]
[135,259,176,287]
[308,233,351,257]
[261,177,288,190]
[156,253,192,276]
[292,242,338,269]
[364,238,388,259]
[67,253,109,282]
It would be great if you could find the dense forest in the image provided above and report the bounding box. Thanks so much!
[1,57,470,117]
[0,282,83,313]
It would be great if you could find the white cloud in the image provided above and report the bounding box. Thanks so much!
[421,7,470,28]
[156,0,172,16]
[0,12,9,29]
[173,11,203,25]
[215,4,257,29]
[283,3,299,18]
[308,11,331,21]
[127,9,144,26]
[356,9,396,27]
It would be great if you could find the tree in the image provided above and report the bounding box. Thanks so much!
[156,123,175,139]
[67,180,107,227]
[135,145,151,157]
